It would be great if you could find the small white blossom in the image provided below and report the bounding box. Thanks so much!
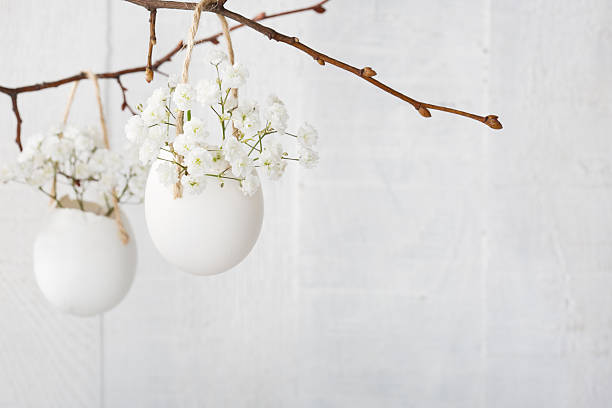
[73,134,95,154]
[128,171,148,198]
[260,143,287,180]
[157,162,178,187]
[26,163,54,187]
[173,83,196,111]
[185,147,213,176]
[173,133,203,157]
[265,94,289,134]
[207,49,228,66]
[222,136,246,163]
[232,99,260,135]
[299,147,319,169]
[147,87,170,108]
[125,115,148,144]
[41,135,73,162]
[183,117,209,141]
[222,63,249,89]
[142,104,167,126]
[196,79,222,107]
[296,122,318,147]
[0,164,14,183]
[139,128,164,165]
[167,74,179,89]
[75,162,93,180]
[182,174,206,195]
[230,155,254,178]
[241,171,260,196]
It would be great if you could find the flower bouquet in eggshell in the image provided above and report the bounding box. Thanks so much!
[128,49,319,276]
[0,77,150,316]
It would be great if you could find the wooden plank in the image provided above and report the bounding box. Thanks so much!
[0,1,111,406]
[487,1,612,406]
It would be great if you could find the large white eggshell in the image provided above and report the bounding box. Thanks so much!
[33,207,137,317]
[145,160,264,276]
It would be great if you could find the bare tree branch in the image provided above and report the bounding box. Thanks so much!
[125,0,502,130]
[0,0,330,150]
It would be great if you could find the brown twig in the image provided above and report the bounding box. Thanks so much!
[126,0,502,130]
[0,0,329,150]
[116,77,136,114]
[145,9,157,82]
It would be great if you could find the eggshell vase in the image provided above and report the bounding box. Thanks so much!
[33,207,137,317]
[144,160,264,276]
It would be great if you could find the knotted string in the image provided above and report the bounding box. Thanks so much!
[173,0,219,198]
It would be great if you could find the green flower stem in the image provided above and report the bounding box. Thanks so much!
[205,173,243,182]
[38,187,63,208]
[157,156,187,170]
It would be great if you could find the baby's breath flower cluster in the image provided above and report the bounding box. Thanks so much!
[0,125,149,213]
[126,49,319,197]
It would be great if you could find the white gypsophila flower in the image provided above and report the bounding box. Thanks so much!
[230,154,254,178]
[125,115,148,145]
[139,127,165,165]
[73,133,95,154]
[20,133,45,164]
[26,163,54,187]
[196,79,222,107]
[128,170,148,199]
[61,125,80,140]
[121,142,141,164]
[222,63,249,89]
[260,143,287,180]
[209,150,228,173]
[299,147,319,169]
[89,149,107,173]
[0,163,14,183]
[207,49,228,66]
[265,94,289,134]
[41,135,74,162]
[139,137,162,165]
[99,172,118,191]
[147,87,171,108]
[172,132,204,157]
[232,99,260,134]
[185,147,213,176]
[17,142,45,168]
[296,122,318,147]
[222,136,246,163]
[182,174,206,195]
[183,117,209,141]
[81,126,105,148]
[173,83,196,111]
[142,103,167,126]
[241,171,260,196]
[105,150,123,174]
[168,74,178,89]
[172,134,189,157]
[157,162,178,187]
[75,162,93,180]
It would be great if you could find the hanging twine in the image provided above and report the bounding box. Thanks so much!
[83,70,130,245]
[173,0,219,198]
[49,81,81,204]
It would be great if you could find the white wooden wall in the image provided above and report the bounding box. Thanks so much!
[1,0,611,406]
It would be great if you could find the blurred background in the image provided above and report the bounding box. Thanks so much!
[1,0,612,406]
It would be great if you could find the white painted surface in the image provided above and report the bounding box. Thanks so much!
[1,0,611,406]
